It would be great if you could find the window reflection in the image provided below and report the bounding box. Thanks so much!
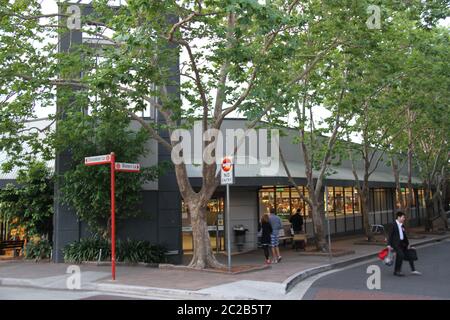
[275,187,291,221]
[396,188,416,208]
[259,188,275,216]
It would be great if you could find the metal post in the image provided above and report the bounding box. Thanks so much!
[325,186,332,262]
[226,183,231,271]
[110,152,116,280]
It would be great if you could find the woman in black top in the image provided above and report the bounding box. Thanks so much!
[259,214,273,264]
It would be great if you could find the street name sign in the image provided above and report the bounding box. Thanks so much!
[115,162,140,172]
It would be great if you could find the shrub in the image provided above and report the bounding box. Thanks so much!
[63,238,110,263]
[25,239,52,261]
[117,239,167,264]
[63,238,167,264]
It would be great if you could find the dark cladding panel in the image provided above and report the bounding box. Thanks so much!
[117,190,159,242]
[158,208,181,227]
[53,152,80,262]
[158,191,181,211]
[157,225,181,250]
[117,218,158,243]
[139,190,158,218]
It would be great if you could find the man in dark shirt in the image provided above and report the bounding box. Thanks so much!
[290,209,304,233]
[290,209,305,250]
[387,211,421,276]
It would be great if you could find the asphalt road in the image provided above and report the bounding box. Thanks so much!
[302,239,450,300]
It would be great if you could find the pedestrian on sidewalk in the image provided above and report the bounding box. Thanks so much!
[290,209,305,250]
[259,214,273,264]
[269,209,283,263]
[387,211,421,277]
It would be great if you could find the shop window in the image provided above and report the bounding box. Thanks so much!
[334,187,345,216]
[275,187,291,222]
[396,188,416,208]
[373,189,387,212]
[259,188,275,217]
[326,187,335,218]
[417,189,425,207]
[353,188,361,215]
[291,187,310,219]
[344,187,355,215]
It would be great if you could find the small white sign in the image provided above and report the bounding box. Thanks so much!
[85,154,111,165]
[221,171,234,185]
[221,157,234,185]
[115,162,140,172]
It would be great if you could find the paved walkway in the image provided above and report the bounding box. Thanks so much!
[0,230,448,299]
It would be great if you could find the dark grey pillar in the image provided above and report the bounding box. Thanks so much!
[52,9,83,262]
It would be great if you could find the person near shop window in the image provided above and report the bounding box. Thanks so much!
[259,214,273,264]
[269,210,283,263]
[290,209,305,250]
[290,209,304,234]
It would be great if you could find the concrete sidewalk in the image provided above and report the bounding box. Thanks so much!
[0,231,448,300]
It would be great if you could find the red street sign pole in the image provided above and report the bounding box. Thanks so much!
[84,153,140,281]
[110,152,116,281]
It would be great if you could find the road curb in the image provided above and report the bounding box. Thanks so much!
[89,283,252,300]
[0,277,250,300]
[283,234,450,293]
[0,278,35,287]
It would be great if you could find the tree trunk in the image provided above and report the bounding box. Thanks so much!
[173,159,224,269]
[186,200,223,269]
[438,171,449,229]
[311,198,327,252]
[391,157,405,210]
[360,189,374,241]
[424,184,433,231]
[406,108,414,219]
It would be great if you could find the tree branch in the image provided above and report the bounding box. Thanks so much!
[126,110,172,152]
[279,145,313,208]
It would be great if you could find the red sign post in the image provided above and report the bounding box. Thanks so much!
[84,152,140,280]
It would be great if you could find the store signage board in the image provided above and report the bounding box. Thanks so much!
[220,157,234,185]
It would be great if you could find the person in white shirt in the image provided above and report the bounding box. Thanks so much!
[387,211,421,277]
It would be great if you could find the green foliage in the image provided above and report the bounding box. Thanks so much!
[25,239,52,261]
[63,238,110,263]
[53,108,167,238]
[116,239,167,264]
[0,162,53,238]
[63,238,167,264]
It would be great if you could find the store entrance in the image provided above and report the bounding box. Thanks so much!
[182,197,225,253]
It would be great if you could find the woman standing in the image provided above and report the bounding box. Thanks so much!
[259,214,273,264]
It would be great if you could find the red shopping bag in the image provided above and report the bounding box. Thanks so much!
[378,248,389,260]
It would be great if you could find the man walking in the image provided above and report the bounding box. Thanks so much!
[387,211,421,277]
[290,209,304,250]
[269,209,283,263]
